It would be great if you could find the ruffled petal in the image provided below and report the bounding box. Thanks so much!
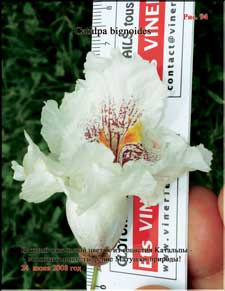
[143,126,212,182]
[118,160,158,203]
[11,161,25,181]
[183,144,212,172]
[83,49,168,127]
[41,95,86,159]
[41,100,64,156]
[12,131,65,203]
[20,159,64,203]
[41,49,167,163]
[23,131,43,174]
[85,52,111,73]
[114,159,167,206]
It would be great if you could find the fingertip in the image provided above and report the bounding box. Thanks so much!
[189,185,214,197]
[188,186,223,278]
[218,186,224,224]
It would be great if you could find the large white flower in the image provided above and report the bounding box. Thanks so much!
[12,49,212,264]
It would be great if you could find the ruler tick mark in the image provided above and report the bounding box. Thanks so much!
[93,25,106,28]
[94,6,112,10]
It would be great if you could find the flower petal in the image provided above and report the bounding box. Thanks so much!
[184,144,212,172]
[143,126,212,182]
[85,51,111,73]
[66,195,128,249]
[41,49,168,163]
[63,142,120,214]
[11,161,25,181]
[41,100,64,156]
[23,130,43,174]
[20,159,64,203]
[83,49,168,127]
[63,142,163,214]
[119,160,158,204]
[13,131,65,203]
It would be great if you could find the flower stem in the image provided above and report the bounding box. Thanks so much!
[91,266,99,290]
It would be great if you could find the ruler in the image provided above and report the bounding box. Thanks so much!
[88,1,195,290]
[92,1,116,54]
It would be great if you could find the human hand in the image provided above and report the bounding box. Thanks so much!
[137,186,224,290]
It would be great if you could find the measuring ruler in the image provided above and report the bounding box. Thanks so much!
[87,1,195,289]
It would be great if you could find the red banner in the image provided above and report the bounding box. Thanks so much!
[133,1,165,272]
[133,197,159,272]
[138,1,166,79]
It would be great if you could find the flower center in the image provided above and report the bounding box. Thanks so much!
[85,99,151,165]
[99,119,143,155]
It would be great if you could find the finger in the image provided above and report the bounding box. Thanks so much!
[189,270,224,289]
[136,286,170,290]
[218,186,224,224]
[137,186,224,290]
[188,186,223,287]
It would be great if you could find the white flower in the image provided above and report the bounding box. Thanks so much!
[12,49,212,261]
